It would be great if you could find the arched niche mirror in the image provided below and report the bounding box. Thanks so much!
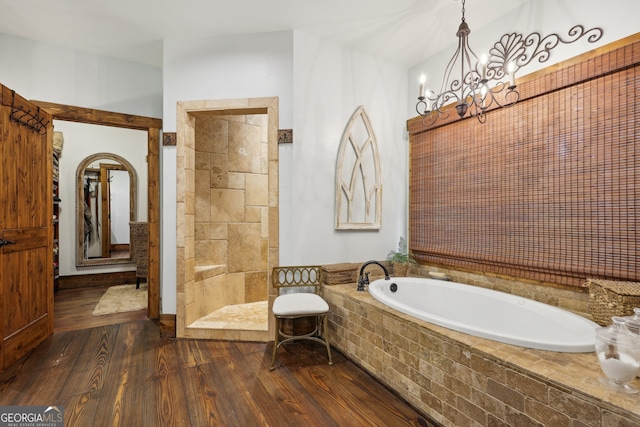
[76,152,138,267]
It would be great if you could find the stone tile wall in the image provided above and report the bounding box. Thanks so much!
[194,114,269,304]
[176,97,279,341]
[324,284,640,426]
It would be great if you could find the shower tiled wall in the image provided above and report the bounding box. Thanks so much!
[176,97,279,341]
[194,114,269,306]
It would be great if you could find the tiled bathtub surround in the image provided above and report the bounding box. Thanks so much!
[176,98,279,341]
[324,284,640,426]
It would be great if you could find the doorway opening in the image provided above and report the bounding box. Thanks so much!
[35,101,162,325]
[176,97,279,342]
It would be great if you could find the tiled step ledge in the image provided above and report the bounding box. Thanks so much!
[194,264,226,282]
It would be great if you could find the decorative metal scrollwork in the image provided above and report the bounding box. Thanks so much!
[486,25,604,78]
[272,266,322,288]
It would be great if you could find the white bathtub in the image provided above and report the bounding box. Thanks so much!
[368,277,599,352]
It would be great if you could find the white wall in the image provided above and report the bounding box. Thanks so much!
[407,0,639,118]
[0,33,162,118]
[161,30,294,314]
[162,30,294,130]
[54,121,148,276]
[289,31,409,265]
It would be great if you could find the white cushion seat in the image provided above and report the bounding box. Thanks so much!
[272,293,329,316]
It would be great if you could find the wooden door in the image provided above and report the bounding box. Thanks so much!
[0,86,53,370]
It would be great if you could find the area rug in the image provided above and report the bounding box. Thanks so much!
[92,284,147,316]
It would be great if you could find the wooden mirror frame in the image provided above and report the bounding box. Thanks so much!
[75,152,138,267]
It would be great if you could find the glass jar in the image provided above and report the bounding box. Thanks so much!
[595,317,640,393]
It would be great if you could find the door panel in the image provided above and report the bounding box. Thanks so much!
[0,87,53,370]
[2,229,49,336]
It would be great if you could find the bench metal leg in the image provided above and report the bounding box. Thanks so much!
[322,313,333,366]
[270,314,333,370]
[270,317,280,370]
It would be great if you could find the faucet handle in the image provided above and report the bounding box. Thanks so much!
[364,272,370,284]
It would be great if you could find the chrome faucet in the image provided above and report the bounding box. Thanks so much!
[357,260,390,291]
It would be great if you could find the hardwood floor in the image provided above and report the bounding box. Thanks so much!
[54,285,148,333]
[0,287,437,426]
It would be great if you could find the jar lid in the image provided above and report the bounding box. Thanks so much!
[596,317,640,347]
[622,308,640,335]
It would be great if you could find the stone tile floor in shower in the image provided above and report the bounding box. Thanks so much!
[189,301,268,330]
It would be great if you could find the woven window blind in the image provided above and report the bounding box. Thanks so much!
[409,38,639,287]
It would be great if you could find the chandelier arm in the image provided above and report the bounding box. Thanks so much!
[476,109,486,124]
[462,40,481,85]
[439,38,464,96]
[433,89,463,114]
[478,82,520,110]
[420,110,442,127]
[416,99,429,116]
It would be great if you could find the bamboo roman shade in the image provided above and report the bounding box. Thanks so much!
[409,35,640,288]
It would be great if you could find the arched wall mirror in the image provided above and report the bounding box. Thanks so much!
[76,152,138,267]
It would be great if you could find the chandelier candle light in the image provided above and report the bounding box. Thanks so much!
[416,0,518,125]
[416,0,603,126]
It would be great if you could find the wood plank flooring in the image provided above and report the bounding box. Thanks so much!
[0,287,437,426]
[54,285,147,333]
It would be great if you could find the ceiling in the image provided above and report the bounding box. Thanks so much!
[0,0,527,68]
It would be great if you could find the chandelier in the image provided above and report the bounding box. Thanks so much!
[416,0,517,125]
[415,0,603,126]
